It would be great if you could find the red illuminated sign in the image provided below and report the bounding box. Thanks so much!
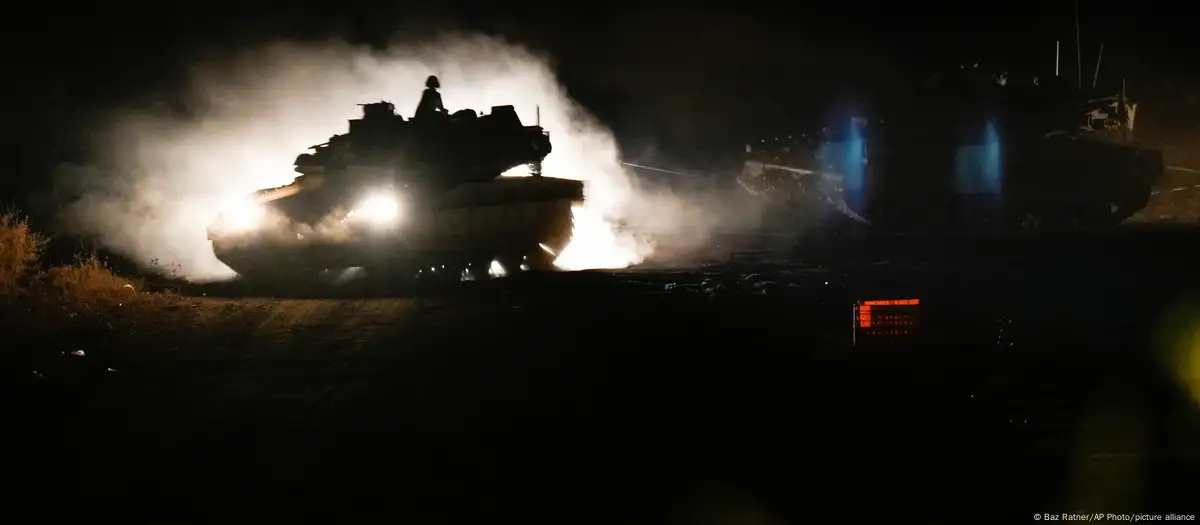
[854,298,922,343]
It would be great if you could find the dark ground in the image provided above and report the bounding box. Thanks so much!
[9,228,1200,523]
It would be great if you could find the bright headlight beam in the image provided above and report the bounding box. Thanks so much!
[348,191,402,224]
[223,199,264,232]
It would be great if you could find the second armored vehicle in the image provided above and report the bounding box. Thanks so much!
[740,66,1164,232]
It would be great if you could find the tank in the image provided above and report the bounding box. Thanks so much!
[206,98,584,281]
[740,65,1165,232]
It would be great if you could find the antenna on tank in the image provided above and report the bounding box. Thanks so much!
[1075,0,1083,90]
[1091,43,1104,89]
[1121,77,1130,142]
[536,105,541,127]
[1055,41,1060,77]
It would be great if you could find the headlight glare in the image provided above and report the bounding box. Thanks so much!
[222,199,265,232]
[348,191,402,225]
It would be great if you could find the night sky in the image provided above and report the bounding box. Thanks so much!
[2,1,1197,194]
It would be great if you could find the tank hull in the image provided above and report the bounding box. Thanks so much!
[209,177,582,281]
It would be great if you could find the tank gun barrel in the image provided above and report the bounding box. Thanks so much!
[619,162,706,178]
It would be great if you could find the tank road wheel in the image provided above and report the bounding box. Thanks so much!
[415,262,455,284]
[494,253,524,276]
[463,258,494,281]
[492,246,557,276]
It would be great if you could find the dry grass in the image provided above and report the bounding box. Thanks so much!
[0,211,47,293]
[0,209,206,361]
[0,210,146,308]
[44,254,140,310]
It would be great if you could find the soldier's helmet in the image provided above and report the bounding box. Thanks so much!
[426,75,440,89]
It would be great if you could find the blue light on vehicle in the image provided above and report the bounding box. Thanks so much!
[843,118,867,212]
[816,117,868,213]
[954,121,1002,195]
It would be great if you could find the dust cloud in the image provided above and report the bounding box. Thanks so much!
[56,34,744,281]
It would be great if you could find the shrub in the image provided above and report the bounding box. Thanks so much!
[0,211,47,293]
[44,253,140,311]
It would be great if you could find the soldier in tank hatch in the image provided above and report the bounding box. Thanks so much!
[415,75,446,121]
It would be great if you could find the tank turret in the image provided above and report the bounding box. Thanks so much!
[293,99,550,185]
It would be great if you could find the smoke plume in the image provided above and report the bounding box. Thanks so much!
[55,34,737,281]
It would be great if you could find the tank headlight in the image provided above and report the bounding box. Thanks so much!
[221,199,265,232]
[348,191,402,225]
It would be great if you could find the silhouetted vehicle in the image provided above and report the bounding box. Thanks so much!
[207,86,582,282]
[741,65,1164,232]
